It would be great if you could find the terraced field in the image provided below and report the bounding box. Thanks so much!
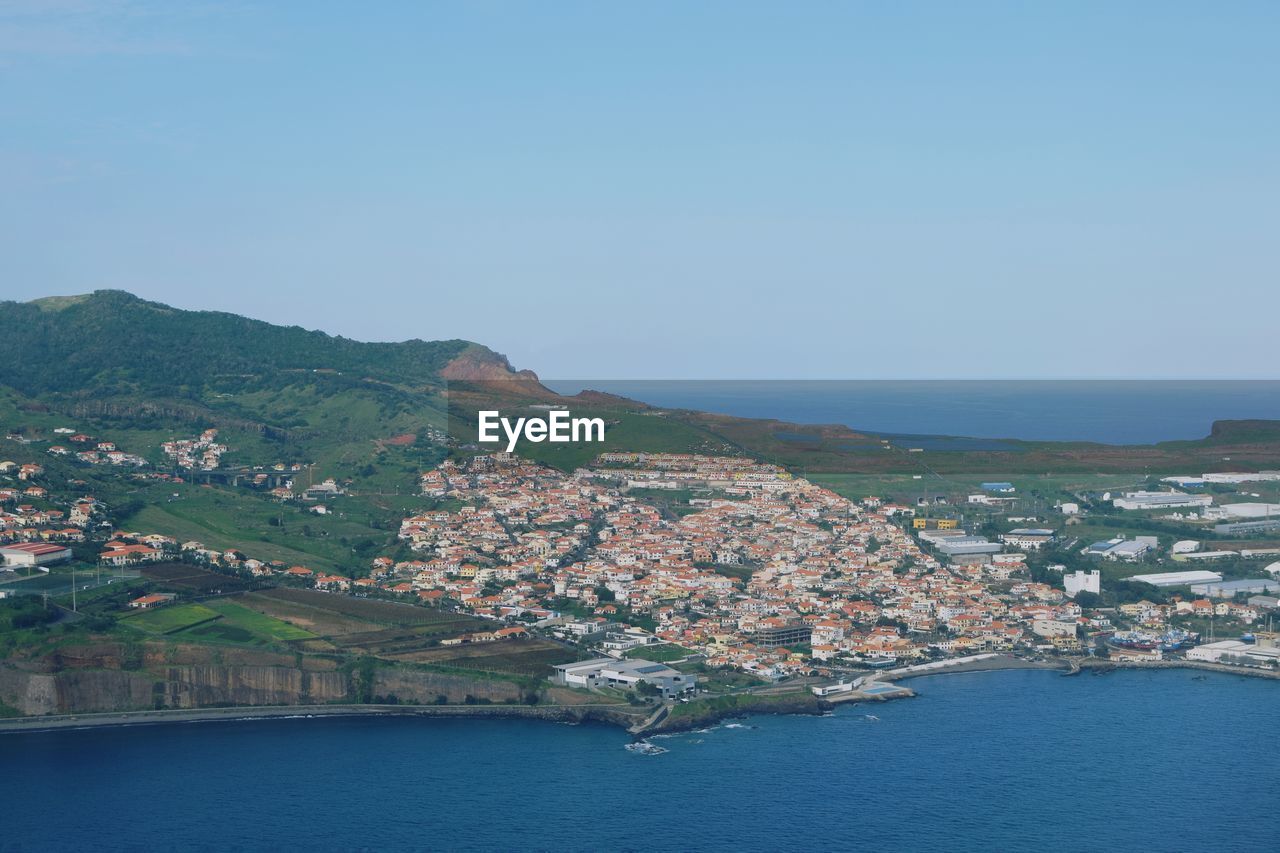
[256,587,478,628]
[405,638,581,677]
[200,600,318,642]
[225,588,485,658]
[121,603,222,635]
[139,563,251,594]
[232,591,385,637]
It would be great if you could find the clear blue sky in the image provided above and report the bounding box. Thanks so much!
[2,1,1277,378]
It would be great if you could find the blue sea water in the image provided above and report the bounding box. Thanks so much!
[4,669,1278,853]
[542,380,1280,445]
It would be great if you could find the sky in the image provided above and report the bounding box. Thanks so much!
[2,1,1277,379]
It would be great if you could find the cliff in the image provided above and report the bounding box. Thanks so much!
[0,641,541,717]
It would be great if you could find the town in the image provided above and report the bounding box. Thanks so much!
[7,427,1280,710]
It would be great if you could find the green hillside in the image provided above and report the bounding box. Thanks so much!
[1,290,473,397]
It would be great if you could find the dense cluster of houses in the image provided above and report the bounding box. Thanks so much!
[0,485,97,547]
[383,453,1109,678]
[161,429,226,470]
[43,431,149,468]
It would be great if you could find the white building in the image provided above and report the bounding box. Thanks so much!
[1064,570,1100,598]
[1127,570,1223,587]
[1186,640,1280,667]
[552,658,697,697]
[1202,472,1280,484]
[999,528,1056,549]
[1032,619,1077,639]
[1215,503,1280,520]
[1113,491,1213,511]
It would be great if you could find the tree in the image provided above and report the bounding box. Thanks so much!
[1073,591,1103,609]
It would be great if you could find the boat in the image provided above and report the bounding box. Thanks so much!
[1108,631,1159,651]
[1159,629,1200,651]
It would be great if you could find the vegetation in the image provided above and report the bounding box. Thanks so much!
[2,290,471,397]
[624,643,692,662]
[121,603,223,635]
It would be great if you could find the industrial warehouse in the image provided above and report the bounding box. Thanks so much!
[0,543,73,570]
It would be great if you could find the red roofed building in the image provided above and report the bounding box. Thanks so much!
[0,542,73,569]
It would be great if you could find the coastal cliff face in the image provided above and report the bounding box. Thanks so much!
[0,641,537,717]
[371,668,524,705]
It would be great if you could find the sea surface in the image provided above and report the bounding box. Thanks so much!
[4,669,1278,853]
[542,380,1280,445]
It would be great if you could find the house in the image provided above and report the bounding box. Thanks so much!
[99,544,162,566]
[129,593,177,609]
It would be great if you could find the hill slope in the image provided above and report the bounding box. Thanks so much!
[0,290,501,398]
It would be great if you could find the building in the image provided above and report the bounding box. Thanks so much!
[1175,550,1238,562]
[552,658,697,697]
[1112,491,1213,511]
[1087,538,1155,561]
[981,482,1016,493]
[1202,471,1280,484]
[1214,519,1280,536]
[1127,570,1223,588]
[99,544,163,566]
[1189,579,1280,598]
[1213,502,1280,520]
[917,529,1003,557]
[129,593,177,609]
[934,538,1003,557]
[0,542,73,569]
[999,529,1056,549]
[811,681,854,697]
[1064,570,1100,598]
[750,623,812,648]
[911,518,958,530]
[1032,619,1077,639]
[1186,640,1280,668]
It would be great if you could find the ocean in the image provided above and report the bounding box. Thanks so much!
[541,380,1280,445]
[4,669,1277,852]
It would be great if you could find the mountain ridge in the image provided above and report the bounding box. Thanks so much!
[0,290,534,398]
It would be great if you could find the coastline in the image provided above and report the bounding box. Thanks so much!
[0,701,644,736]
[4,657,1276,737]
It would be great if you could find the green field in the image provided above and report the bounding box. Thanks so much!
[123,485,410,575]
[121,603,222,634]
[201,600,317,641]
[411,639,581,677]
[624,643,692,662]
